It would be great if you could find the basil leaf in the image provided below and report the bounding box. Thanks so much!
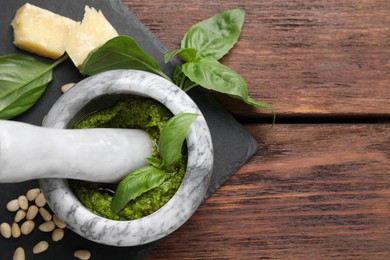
[181,8,245,60]
[0,54,66,119]
[111,166,167,213]
[164,48,197,63]
[182,57,275,122]
[80,35,170,80]
[159,113,199,166]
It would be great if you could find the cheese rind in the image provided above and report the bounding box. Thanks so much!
[12,3,79,59]
[64,6,119,68]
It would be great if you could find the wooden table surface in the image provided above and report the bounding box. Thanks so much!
[122,1,390,259]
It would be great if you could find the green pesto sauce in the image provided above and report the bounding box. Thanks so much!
[69,96,186,220]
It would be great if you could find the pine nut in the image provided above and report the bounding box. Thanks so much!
[26,205,39,220]
[74,249,91,260]
[61,82,76,93]
[39,207,52,221]
[18,195,29,211]
[26,188,41,201]
[52,228,64,242]
[39,221,56,232]
[32,240,49,254]
[7,199,20,212]
[35,193,46,207]
[13,247,25,260]
[53,214,66,229]
[20,220,35,235]
[11,222,21,238]
[14,209,26,223]
[0,222,11,238]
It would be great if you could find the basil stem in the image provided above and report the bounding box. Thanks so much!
[0,54,67,119]
[172,65,198,92]
[145,157,165,169]
[164,48,197,63]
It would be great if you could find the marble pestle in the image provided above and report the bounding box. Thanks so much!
[0,120,152,183]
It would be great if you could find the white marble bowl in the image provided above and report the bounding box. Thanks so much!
[39,69,213,246]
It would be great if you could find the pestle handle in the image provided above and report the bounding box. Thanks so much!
[0,120,152,183]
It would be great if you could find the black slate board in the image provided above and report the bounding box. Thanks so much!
[0,0,258,259]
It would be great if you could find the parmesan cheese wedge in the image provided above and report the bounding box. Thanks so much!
[64,6,119,68]
[12,3,79,59]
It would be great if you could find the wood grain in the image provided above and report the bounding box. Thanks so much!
[123,0,390,118]
[120,1,390,259]
[146,124,390,259]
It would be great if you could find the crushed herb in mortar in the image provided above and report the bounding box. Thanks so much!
[69,96,186,220]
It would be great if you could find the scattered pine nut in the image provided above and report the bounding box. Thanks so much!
[18,196,29,211]
[74,249,91,260]
[26,205,39,220]
[7,199,20,212]
[39,207,52,221]
[14,210,26,223]
[0,222,11,238]
[35,193,46,208]
[20,220,35,235]
[13,247,25,260]
[52,228,64,242]
[32,240,49,254]
[3,188,81,258]
[39,221,56,232]
[11,222,21,238]
[53,214,66,229]
[61,82,76,93]
[26,188,41,201]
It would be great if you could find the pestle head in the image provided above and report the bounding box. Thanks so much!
[0,120,153,183]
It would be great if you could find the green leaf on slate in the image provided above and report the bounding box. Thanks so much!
[0,54,66,119]
[80,35,170,80]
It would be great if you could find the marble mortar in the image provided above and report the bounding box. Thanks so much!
[39,69,214,246]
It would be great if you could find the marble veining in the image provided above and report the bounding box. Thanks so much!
[39,70,214,246]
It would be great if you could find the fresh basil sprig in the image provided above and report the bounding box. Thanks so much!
[111,113,198,213]
[0,54,67,119]
[164,8,245,63]
[80,35,170,81]
[165,8,275,123]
